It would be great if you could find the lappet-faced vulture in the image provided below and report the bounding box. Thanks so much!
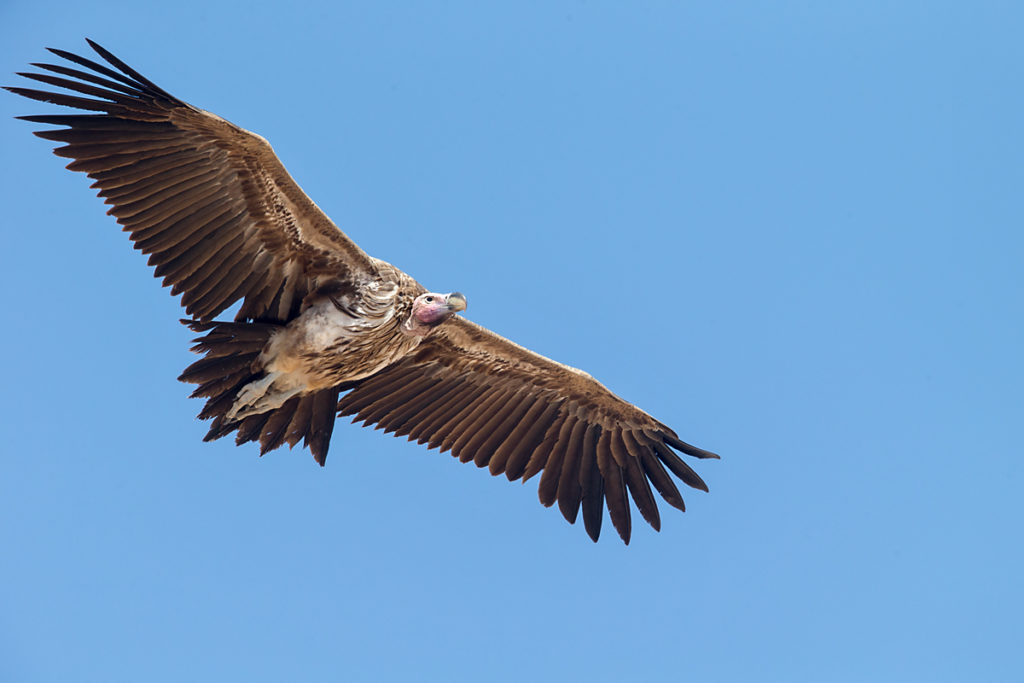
[7,40,718,543]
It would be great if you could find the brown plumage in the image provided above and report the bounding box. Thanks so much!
[8,40,719,543]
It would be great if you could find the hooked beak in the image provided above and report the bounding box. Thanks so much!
[446,292,467,313]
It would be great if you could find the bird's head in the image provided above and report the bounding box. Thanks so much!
[402,291,467,337]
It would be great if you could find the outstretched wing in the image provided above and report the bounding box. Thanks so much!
[337,317,718,544]
[6,40,378,323]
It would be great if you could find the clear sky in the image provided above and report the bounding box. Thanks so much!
[1,2,1021,681]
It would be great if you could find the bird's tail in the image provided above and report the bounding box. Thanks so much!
[178,319,340,465]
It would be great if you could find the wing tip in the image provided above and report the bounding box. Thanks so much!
[663,432,720,460]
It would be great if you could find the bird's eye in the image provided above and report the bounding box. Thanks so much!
[425,296,434,303]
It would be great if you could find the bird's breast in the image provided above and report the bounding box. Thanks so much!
[260,297,418,390]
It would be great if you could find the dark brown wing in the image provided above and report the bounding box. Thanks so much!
[337,317,718,544]
[6,40,378,323]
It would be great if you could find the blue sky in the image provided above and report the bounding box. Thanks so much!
[1,2,1021,681]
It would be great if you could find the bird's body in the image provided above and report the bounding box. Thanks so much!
[232,277,411,410]
[8,40,718,543]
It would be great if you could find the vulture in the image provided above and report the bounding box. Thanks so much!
[7,40,718,544]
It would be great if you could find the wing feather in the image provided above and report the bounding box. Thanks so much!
[618,433,661,532]
[556,419,588,524]
[413,381,475,444]
[597,429,631,544]
[428,385,491,450]
[471,391,534,468]
[450,388,516,462]
[489,397,550,477]
[502,400,562,481]
[522,412,568,483]
[536,415,576,505]
[579,425,605,542]
[406,380,471,442]
[396,383,461,439]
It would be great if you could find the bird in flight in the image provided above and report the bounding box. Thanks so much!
[7,40,718,543]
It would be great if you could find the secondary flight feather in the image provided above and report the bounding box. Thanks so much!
[7,40,718,543]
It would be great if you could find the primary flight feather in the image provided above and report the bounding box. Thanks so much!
[7,40,718,543]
